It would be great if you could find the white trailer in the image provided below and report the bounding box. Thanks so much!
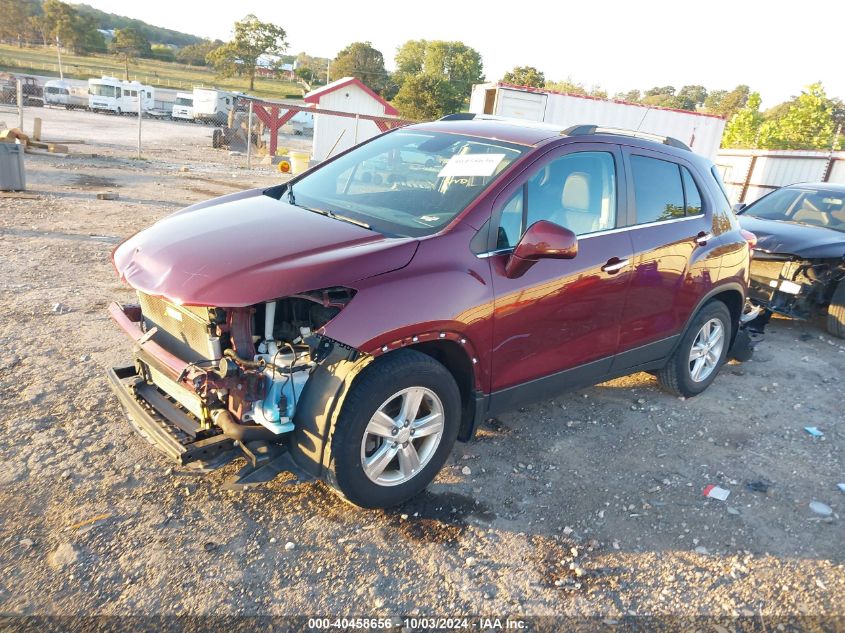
[43,79,87,109]
[470,83,726,159]
[715,149,845,204]
[88,76,154,115]
[171,92,194,122]
[192,88,237,124]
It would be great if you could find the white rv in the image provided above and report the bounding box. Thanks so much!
[171,92,194,122]
[192,88,237,124]
[43,79,88,109]
[88,76,154,115]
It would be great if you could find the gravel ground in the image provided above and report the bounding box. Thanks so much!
[2,102,312,168]
[0,149,843,625]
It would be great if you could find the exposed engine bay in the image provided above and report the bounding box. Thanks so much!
[121,287,357,465]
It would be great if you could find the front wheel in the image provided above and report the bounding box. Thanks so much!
[826,281,845,338]
[657,301,731,397]
[328,350,461,508]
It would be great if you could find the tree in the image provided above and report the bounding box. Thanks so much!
[207,15,288,91]
[0,0,37,44]
[393,39,484,118]
[330,41,388,93]
[676,85,708,110]
[722,92,763,148]
[394,39,483,93]
[176,40,222,66]
[544,77,587,95]
[704,85,749,118]
[758,83,838,150]
[150,44,175,62]
[293,52,325,84]
[393,74,463,120]
[502,66,545,88]
[641,86,681,108]
[37,0,104,54]
[615,89,642,103]
[110,27,151,79]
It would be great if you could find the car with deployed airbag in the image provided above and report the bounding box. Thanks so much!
[107,117,754,508]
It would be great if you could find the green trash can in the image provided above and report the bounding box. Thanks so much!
[0,143,26,191]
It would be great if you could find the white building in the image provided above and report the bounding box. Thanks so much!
[470,82,726,159]
[304,77,399,161]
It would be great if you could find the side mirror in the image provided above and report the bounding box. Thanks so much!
[732,202,747,214]
[505,220,578,279]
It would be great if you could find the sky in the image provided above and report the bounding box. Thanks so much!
[79,0,843,108]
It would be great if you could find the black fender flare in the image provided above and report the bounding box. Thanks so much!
[289,337,373,478]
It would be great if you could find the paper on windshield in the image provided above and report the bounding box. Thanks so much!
[438,154,506,178]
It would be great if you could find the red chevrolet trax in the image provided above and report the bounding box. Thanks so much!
[108,117,752,508]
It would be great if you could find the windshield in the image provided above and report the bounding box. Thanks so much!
[288,130,526,237]
[175,97,193,106]
[89,84,116,98]
[744,187,845,232]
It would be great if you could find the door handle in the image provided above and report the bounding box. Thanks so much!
[695,231,713,246]
[601,257,629,274]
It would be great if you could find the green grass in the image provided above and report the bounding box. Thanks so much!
[0,44,303,99]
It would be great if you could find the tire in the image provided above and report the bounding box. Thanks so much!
[328,349,461,509]
[657,301,732,397]
[826,281,845,338]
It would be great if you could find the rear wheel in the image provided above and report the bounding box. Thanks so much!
[657,301,731,397]
[328,350,460,508]
[826,281,845,338]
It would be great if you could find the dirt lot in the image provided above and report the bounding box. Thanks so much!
[0,150,843,625]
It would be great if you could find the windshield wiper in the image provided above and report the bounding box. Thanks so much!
[285,186,370,229]
[297,203,372,230]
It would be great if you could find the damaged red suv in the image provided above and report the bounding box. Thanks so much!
[108,117,753,508]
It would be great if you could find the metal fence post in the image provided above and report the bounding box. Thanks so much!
[16,79,23,130]
[137,93,142,159]
[246,101,253,169]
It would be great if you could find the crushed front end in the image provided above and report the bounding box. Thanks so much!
[107,289,355,470]
[747,250,845,321]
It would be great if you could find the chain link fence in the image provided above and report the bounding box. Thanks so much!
[2,70,412,175]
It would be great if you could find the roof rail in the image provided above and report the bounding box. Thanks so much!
[439,113,477,121]
[562,124,691,151]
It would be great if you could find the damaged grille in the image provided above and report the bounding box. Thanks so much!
[137,292,221,363]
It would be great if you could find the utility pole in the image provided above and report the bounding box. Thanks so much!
[326,59,331,84]
[56,35,63,80]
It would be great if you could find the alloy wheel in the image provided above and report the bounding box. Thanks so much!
[688,318,725,382]
[360,387,445,486]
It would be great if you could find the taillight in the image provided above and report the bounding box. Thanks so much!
[740,229,757,250]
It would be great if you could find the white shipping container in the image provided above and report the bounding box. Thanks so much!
[471,83,726,159]
[715,149,845,203]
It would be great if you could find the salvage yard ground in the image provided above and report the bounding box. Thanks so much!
[0,151,843,619]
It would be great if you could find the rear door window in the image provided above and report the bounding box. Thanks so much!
[681,167,703,215]
[630,155,685,223]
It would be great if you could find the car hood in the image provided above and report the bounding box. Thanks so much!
[113,188,418,307]
[738,215,845,259]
